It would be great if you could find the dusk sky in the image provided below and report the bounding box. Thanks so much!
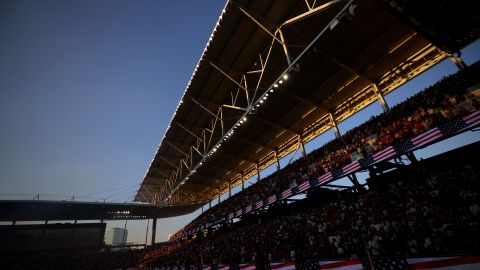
[1,0,479,244]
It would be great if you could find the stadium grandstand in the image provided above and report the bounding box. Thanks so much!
[2,0,480,269]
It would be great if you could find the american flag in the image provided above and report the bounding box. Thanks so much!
[438,117,467,136]
[370,257,408,270]
[282,188,293,199]
[203,265,212,270]
[296,260,319,270]
[239,263,256,270]
[372,146,396,163]
[297,180,311,193]
[236,209,243,216]
[267,194,277,204]
[393,139,415,154]
[407,256,480,269]
[270,262,295,270]
[318,260,364,270]
[411,127,442,149]
[358,155,374,169]
[255,200,264,209]
[318,172,333,184]
[463,110,480,127]
[218,264,230,270]
[342,160,360,175]
[229,213,234,219]
[331,166,344,179]
[245,204,252,213]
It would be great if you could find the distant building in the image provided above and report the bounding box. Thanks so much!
[104,227,128,246]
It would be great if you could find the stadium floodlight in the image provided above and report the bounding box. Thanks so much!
[263,96,267,100]
[283,74,288,80]
[279,80,283,84]
[243,117,247,121]
[270,89,274,92]
[259,100,264,103]
[273,83,279,88]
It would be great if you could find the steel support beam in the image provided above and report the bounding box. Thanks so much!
[372,83,390,112]
[299,135,307,157]
[151,218,157,245]
[251,115,299,135]
[328,113,341,138]
[233,135,275,151]
[208,61,249,93]
[449,53,468,70]
[283,0,346,26]
[347,173,364,193]
[274,151,281,171]
[241,173,245,191]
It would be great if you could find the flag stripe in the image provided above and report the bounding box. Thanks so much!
[319,260,363,269]
[372,146,395,162]
[318,172,333,184]
[408,256,480,269]
[465,112,480,125]
[270,262,296,270]
[218,265,229,270]
[463,110,480,123]
[298,181,311,192]
[342,161,360,174]
[411,128,442,147]
[239,264,256,270]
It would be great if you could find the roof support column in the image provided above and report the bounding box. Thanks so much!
[228,181,232,198]
[328,113,341,139]
[256,164,261,182]
[449,53,468,70]
[347,173,365,193]
[217,188,221,204]
[151,218,157,246]
[209,200,212,209]
[241,173,245,191]
[372,83,390,112]
[274,151,281,171]
[299,135,306,157]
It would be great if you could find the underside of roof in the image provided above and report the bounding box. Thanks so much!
[135,0,452,206]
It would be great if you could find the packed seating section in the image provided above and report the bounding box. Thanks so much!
[171,64,480,240]
[143,142,480,266]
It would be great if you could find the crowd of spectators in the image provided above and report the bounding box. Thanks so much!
[171,64,480,240]
[143,148,480,266]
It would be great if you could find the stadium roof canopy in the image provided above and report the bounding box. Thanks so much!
[135,0,450,207]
